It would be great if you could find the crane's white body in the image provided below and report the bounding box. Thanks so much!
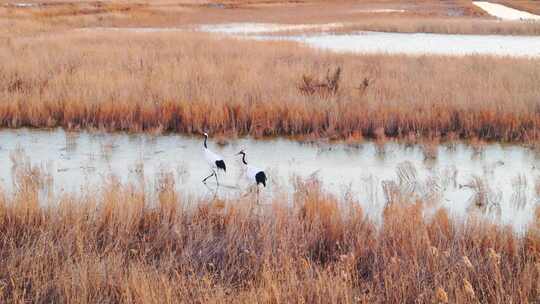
[204,147,223,169]
[237,151,266,187]
[202,133,226,185]
[244,164,263,182]
[237,150,266,204]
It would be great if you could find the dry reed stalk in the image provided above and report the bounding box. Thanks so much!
[492,0,540,15]
[1,32,539,142]
[0,33,540,141]
[4,0,540,36]
[0,171,538,302]
[298,66,341,98]
[435,287,449,303]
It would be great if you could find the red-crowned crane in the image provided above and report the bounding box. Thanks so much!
[237,150,267,202]
[202,132,226,185]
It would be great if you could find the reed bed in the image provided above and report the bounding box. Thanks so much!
[492,0,540,15]
[0,166,538,303]
[2,0,540,37]
[286,17,540,36]
[1,31,540,142]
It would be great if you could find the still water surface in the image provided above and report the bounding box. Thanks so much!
[0,128,538,229]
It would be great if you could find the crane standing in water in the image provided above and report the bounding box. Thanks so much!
[237,150,267,202]
[202,132,226,185]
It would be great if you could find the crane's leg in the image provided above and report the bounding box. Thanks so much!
[211,186,218,201]
[256,186,260,205]
[202,170,216,184]
[214,169,220,186]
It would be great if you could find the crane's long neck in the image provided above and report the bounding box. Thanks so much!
[241,153,247,165]
[204,135,208,148]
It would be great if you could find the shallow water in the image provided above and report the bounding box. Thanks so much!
[77,27,186,33]
[253,31,540,57]
[81,24,540,58]
[198,23,345,34]
[0,128,538,230]
[196,23,540,57]
[3,3,37,7]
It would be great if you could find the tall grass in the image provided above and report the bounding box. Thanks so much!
[268,18,540,36]
[2,0,540,37]
[492,0,540,15]
[1,31,540,142]
[0,169,538,303]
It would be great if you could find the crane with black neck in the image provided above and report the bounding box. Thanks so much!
[202,132,226,185]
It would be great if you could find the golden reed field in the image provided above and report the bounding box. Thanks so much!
[0,168,538,303]
[2,1,540,303]
[1,31,540,142]
[493,0,540,15]
[3,0,540,36]
[1,0,540,143]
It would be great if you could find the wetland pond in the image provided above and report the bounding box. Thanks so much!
[197,23,540,57]
[86,24,540,58]
[0,128,538,230]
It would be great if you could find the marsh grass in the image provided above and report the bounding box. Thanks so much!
[0,168,538,303]
[1,31,540,142]
[298,66,341,97]
[267,17,540,36]
[1,2,539,301]
[493,0,540,15]
[4,0,540,37]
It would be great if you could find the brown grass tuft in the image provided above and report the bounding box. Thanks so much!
[0,171,538,303]
[0,31,539,142]
[435,286,449,303]
[463,278,476,299]
[298,66,341,98]
[462,255,474,269]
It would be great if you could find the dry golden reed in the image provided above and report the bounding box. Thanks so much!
[493,0,540,15]
[3,0,540,36]
[435,287,449,303]
[0,171,538,303]
[462,255,474,269]
[463,279,476,299]
[1,31,540,142]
